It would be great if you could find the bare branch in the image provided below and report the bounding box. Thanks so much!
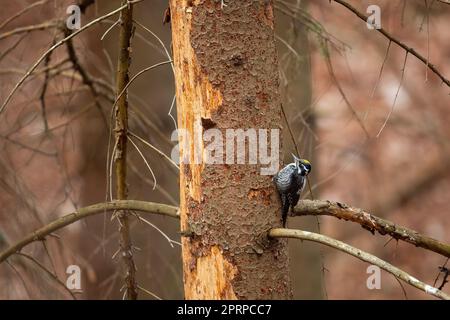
[269,228,450,300]
[0,0,50,31]
[128,135,157,190]
[331,0,450,87]
[437,266,449,290]
[114,0,137,300]
[0,34,28,63]
[293,200,450,258]
[0,200,178,264]
[137,285,163,300]
[0,0,144,115]
[376,52,408,137]
[133,19,175,74]
[15,252,77,300]
[113,60,172,112]
[323,41,370,138]
[65,29,107,125]
[128,131,179,171]
[0,21,58,41]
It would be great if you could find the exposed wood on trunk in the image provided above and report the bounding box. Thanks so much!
[170,0,292,299]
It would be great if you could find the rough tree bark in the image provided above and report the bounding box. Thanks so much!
[170,0,292,299]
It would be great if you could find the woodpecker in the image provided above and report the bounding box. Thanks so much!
[273,155,311,227]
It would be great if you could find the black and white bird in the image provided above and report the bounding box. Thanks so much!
[273,155,311,227]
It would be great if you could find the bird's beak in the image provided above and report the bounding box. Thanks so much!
[292,153,300,163]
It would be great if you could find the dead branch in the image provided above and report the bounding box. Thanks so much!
[269,228,450,300]
[15,252,77,300]
[39,43,54,132]
[0,21,59,41]
[293,200,450,258]
[0,200,178,264]
[331,0,450,87]
[323,42,370,138]
[64,28,107,125]
[437,266,449,290]
[0,0,50,31]
[0,0,144,115]
[114,0,137,299]
[112,60,172,112]
[2,198,447,264]
[2,196,449,299]
[128,131,179,171]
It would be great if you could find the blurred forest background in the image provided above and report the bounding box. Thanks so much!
[0,0,449,299]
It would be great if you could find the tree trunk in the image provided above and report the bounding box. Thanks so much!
[170,0,292,299]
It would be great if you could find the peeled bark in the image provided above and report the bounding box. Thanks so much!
[170,0,292,299]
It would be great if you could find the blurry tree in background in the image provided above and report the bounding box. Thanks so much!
[0,0,449,300]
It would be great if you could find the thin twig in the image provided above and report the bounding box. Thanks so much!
[101,19,120,41]
[128,135,157,190]
[6,261,32,299]
[65,28,108,126]
[363,40,392,122]
[15,252,77,300]
[331,0,450,87]
[128,131,179,170]
[0,33,28,63]
[112,60,172,113]
[434,258,450,290]
[133,19,174,74]
[376,53,408,137]
[0,21,59,41]
[137,285,163,300]
[0,0,144,115]
[0,0,50,30]
[128,161,178,205]
[323,41,370,138]
[136,215,180,248]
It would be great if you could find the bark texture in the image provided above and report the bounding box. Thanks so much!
[170,0,292,299]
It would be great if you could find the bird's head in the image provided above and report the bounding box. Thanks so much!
[292,154,312,176]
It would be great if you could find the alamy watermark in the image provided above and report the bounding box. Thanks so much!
[170,126,280,175]
[366,265,381,290]
[366,5,381,30]
[66,264,81,291]
[66,5,81,30]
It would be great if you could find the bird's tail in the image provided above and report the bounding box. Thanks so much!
[281,194,289,227]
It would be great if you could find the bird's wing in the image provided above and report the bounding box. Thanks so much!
[274,164,295,193]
